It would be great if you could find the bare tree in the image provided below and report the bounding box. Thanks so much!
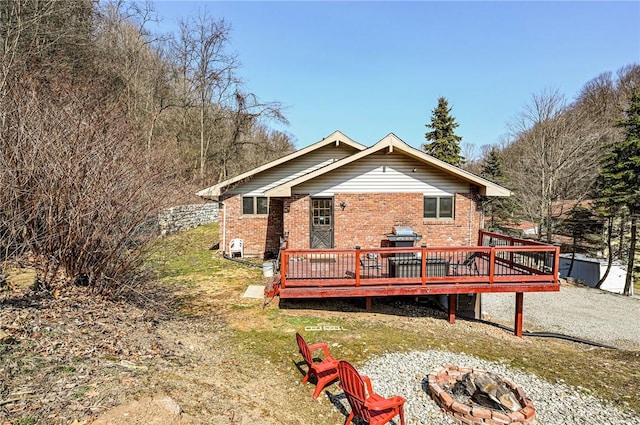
[171,10,239,181]
[0,0,293,293]
[168,9,290,183]
[504,89,607,242]
[93,1,179,151]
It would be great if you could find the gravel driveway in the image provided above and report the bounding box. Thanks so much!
[480,281,640,350]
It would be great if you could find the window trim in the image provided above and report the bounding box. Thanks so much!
[423,196,455,219]
[242,196,269,216]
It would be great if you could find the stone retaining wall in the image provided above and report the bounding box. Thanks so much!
[158,203,219,236]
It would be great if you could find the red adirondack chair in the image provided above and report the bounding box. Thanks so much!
[338,360,406,425]
[296,332,340,399]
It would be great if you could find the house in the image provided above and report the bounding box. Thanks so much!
[551,199,594,218]
[197,131,511,258]
[198,132,562,337]
[497,221,539,238]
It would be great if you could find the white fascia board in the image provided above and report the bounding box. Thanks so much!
[195,130,365,199]
[386,137,512,196]
[265,133,512,197]
[196,186,222,200]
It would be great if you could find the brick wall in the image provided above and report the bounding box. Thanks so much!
[221,194,283,258]
[283,194,310,250]
[221,191,484,256]
[158,203,219,237]
[286,192,482,249]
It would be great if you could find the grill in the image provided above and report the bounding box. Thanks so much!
[386,226,423,275]
[386,226,422,247]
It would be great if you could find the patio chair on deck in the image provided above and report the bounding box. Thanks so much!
[360,253,382,277]
[449,252,479,276]
[296,333,340,399]
[338,360,406,425]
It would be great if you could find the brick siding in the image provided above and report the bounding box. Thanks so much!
[330,192,481,248]
[221,194,283,257]
[222,191,483,257]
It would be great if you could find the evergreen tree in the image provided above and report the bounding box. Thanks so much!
[422,97,465,166]
[481,148,503,180]
[596,91,640,295]
[558,205,603,277]
[480,148,516,230]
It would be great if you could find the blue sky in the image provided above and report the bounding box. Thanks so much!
[151,1,640,156]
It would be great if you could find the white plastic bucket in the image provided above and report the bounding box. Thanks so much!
[263,261,274,277]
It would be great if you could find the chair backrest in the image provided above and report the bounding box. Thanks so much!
[296,333,313,367]
[463,252,477,265]
[229,238,243,250]
[338,360,371,422]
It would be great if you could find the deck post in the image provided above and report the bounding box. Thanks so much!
[553,246,560,282]
[365,296,372,311]
[509,235,515,265]
[489,246,496,284]
[448,294,456,324]
[514,292,524,337]
[421,244,427,286]
[355,246,361,287]
[281,248,287,289]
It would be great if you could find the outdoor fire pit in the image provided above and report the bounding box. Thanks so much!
[428,365,536,425]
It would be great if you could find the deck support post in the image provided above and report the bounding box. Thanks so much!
[514,292,524,337]
[365,297,372,311]
[448,294,456,324]
[354,246,361,287]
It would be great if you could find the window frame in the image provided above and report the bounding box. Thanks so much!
[423,196,455,219]
[242,196,269,216]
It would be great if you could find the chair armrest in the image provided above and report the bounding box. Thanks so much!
[362,375,374,398]
[308,342,331,357]
[366,395,405,411]
[313,358,339,373]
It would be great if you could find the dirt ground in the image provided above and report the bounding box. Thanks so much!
[0,279,288,424]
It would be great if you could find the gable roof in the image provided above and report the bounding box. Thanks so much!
[264,133,511,197]
[196,130,366,199]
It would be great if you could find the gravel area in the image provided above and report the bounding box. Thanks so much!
[327,283,640,425]
[480,282,640,350]
[347,350,640,425]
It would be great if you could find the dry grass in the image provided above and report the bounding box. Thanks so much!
[1,223,638,424]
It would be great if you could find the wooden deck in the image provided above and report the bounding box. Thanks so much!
[268,231,560,336]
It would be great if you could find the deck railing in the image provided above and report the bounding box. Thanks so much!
[278,231,559,290]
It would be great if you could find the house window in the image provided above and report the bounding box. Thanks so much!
[424,196,454,219]
[242,196,268,215]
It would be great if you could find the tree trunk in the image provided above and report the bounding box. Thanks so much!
[200,101,205,181]
[618,215,626,258]
[544,200,553,243]
[623,215,636,296]
[567,244,576,277]
[596,217,614,289]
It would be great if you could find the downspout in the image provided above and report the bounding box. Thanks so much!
[220,200,227,256]
[468,192,473,246]
[479,195,486,233]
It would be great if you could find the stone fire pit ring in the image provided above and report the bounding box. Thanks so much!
[428,365,537,425]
